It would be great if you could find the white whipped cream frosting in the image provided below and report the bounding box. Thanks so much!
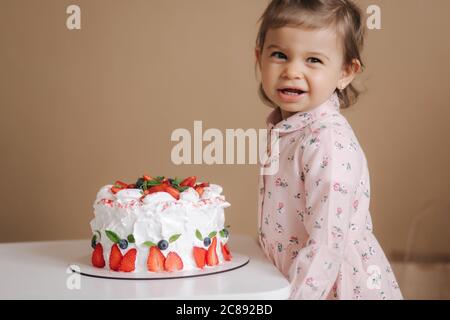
[90,184,231,272]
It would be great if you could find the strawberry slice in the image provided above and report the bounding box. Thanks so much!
[148,185,167,194]
[206,237,219,266]
[196,182,210,188]
[119,249,137,272]
[115,181,128,188]
[164,252,183,272]
[147,246,166,272]
[220,242,232,261]
[195,186,205,197]
[91,243,105,268]
[109,244,123,271]
[180,176,197,187]
[164,186,180,200]
[111,186,121,194]
[148,185,180,200]
[193,247,207,269]
[143,175,153,181]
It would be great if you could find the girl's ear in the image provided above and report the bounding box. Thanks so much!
[255,48,262,67]
[338,58,361,90]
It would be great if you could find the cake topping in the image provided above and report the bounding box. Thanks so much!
[146,242,184,272]
[180,176,197,187]
[108,174,211,201]
[143,233,181,250]
[164,252,183,272]
[147,246,166,272]
[219,227,230,239]
[157,240,169,251]
[220,242,232,261]
[91,230,101,249]
[118,249,137,272]
[196,229,223,249]
[206,237,219,266]
[193,247,207,269]
[118,239,129,250]
[91,243,106,268]
[203,237,211,247]
[109,244,123,271]
[105,230,135,250]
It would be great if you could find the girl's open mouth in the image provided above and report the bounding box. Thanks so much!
[278,88,304,96]
[277,88,307,102]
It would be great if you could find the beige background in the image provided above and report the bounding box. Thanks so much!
[1,0,449,268]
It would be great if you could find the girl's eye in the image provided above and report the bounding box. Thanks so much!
[307,57,322,64]
[270,51,287,60]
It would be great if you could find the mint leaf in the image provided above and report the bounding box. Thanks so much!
[147,180,162,187]
[172,177,181,186]
[195,229,203,242]
[105,230,120,243]
[219,230,225,238]
[208,231,217,238]
[143,241,156,247]
[169,234,181,243]
[127,234,135,243]
[174,185,189,192]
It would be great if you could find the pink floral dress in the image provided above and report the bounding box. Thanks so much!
[257,93,403,300]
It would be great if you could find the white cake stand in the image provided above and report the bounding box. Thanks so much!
[69,253,250,280]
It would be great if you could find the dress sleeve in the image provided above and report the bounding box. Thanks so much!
[289,125,360,299]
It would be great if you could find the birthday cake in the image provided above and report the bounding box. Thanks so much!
[90,175,232,273]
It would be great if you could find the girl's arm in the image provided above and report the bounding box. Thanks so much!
[289,125,361,299]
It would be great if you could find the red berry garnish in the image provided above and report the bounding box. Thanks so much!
[119,249,137,272]
[193,247,207,269]
[111,186,121,194]
[109,244,123,271]
[221,242,232,261]
[195,186,205,197]
[164,252,183,272]
[147,246,165,272]
[92,243,106,268]
[180,176,197,188]
[206,237,219,266]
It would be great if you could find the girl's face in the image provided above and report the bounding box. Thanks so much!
[256,26,359,118]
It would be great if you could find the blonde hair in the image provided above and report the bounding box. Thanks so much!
[255,0,366,109]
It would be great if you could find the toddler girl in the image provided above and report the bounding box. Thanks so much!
[255,0,403,300]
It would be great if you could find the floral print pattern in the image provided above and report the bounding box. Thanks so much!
[257,93,403,300]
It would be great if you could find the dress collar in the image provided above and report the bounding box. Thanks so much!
[266,92,341,135]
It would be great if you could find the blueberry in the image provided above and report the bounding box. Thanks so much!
[135,178,145,189]
[223,229,229,237]
[119,239,128,250]
[203,237,211,247]
[158,240,169,251]
[168,178,175,185]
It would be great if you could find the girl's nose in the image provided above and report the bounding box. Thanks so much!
[282,62,305,80]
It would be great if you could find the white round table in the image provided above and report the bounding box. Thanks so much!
[0,234,291,299]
